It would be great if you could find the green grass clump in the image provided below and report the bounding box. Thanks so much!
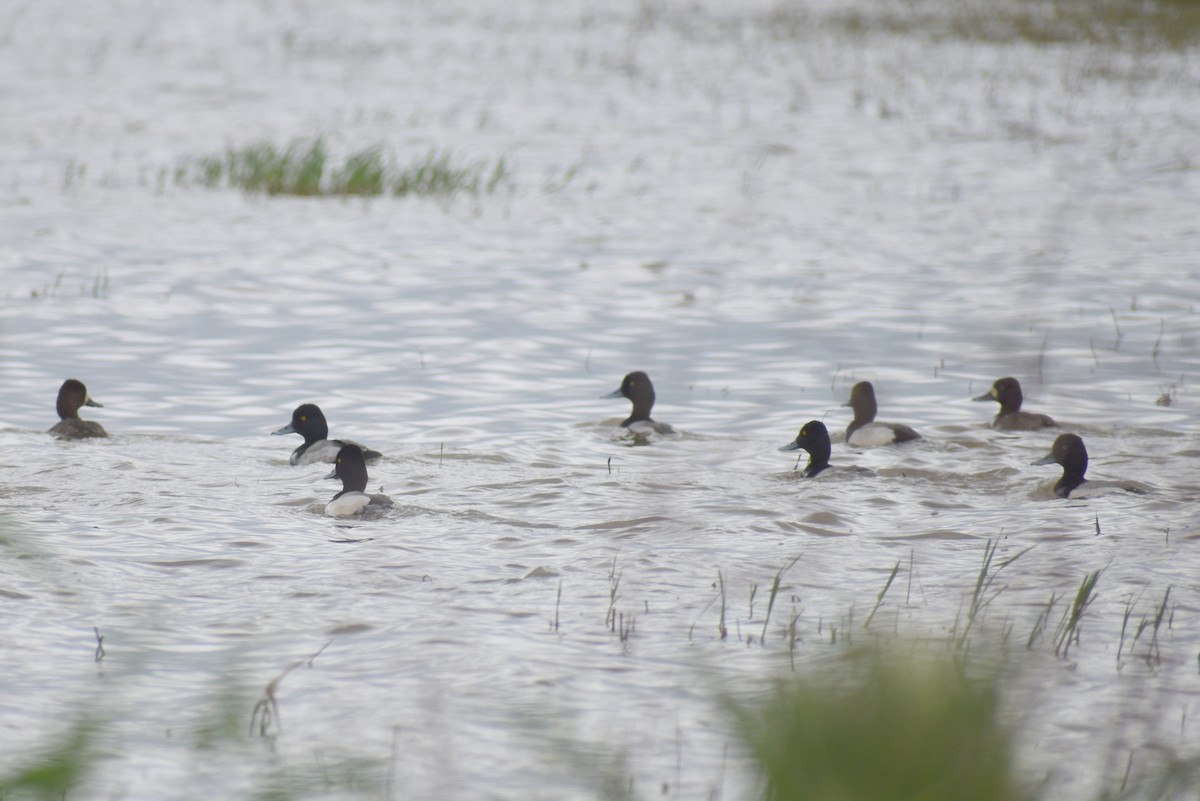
[821,0,1200,50]
[0,719,97,800]
[731,648,1028,801]
[197,139,328,196]
[189,138,508,199]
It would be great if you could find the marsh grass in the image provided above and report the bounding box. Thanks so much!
[187,139,510,199]
[863,559,901,630]
[760,554,802,644]
[1054,569,1101,659]
[957,539,1034,647]
[731,647,1029,801]
[1123,585,1173,668]
[819,0,1200,50]
[0,719,97,800]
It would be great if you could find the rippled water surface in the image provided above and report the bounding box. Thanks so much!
[2,0,1199,798]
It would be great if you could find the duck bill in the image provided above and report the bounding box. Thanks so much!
[1031,454,1056,466]
[841,399,852,407]
[323,466,338,480]
[778,440,801,452]
[972,390,995,402]
[85,397,103,408]
[272,422,295,436]
[602,389,624,399]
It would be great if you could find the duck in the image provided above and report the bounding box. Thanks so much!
[48,379,107,439]
[272,403,382,466]
[603,371,676,435]
[973,377,1056,431]
[843,381,920,446]
[1032,433,1147,499]
[323,444,394,517]
[778,420,836,477]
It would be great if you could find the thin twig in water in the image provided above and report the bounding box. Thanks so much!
[250,640,333,738]
[864,561,901,630]
[552,580,562,632]
[606,556,621,631]
[93,627,105,663]
[760,553,802,644]
[717,571,728,640]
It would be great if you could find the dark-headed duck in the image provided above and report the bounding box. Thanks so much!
[844,381,920,446]
[273,403,381,466]
[603,371,676,435]
[323,444,394,517]
[48,379,107,439]
[1032,434,1147,498]
[973,377,1055,431]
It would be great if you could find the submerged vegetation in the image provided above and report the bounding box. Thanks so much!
[185,138,510,199]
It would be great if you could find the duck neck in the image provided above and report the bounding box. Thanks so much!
[1055,459,1087,498]
[804,459,831,477]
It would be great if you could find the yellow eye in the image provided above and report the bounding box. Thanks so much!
[300,415,307,422]
[337,458,342,464]
[800,427,808,437]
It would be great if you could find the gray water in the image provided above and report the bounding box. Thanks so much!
[2,0,1199,798]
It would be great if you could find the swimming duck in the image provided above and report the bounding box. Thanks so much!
[843,381,920,446]
[778,420,835,477]
[323,444,394,517]
[604,371,676,435]
[48,379,107,439]
[973,377,1055,431]
[273,403,381,466]
[1032,433,1147,499]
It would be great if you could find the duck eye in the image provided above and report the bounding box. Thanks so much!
[300,415,307,422]
[800,427,808,437]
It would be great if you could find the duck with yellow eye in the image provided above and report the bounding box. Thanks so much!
[779,420,872,478]
[322,444,394,517]
[49,379,108,439]
[272,403,382,465]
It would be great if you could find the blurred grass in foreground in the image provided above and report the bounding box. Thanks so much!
[186,139,509,199]
[820,0,1200,49]
[730,648,1029,801]
[0,719,96,801]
